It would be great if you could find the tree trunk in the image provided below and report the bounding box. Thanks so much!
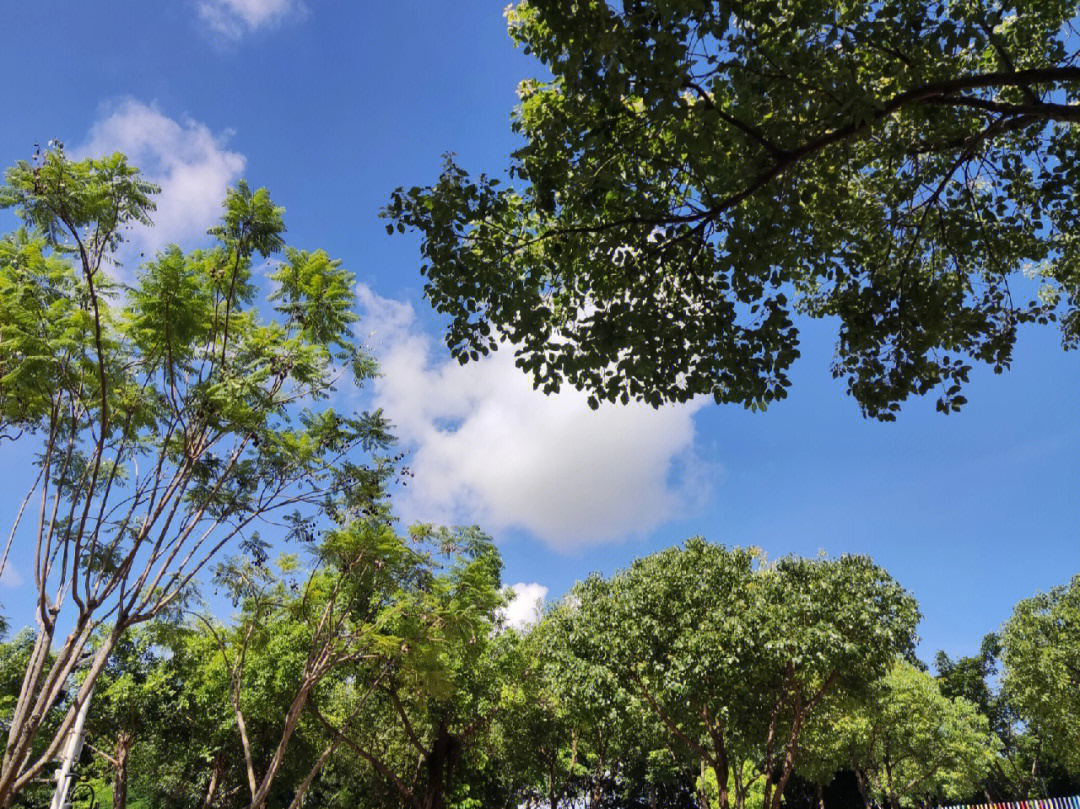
[854,770,872,809]
[249,679,315,809]
[0,626,57,809]
[420,727,460,809]
[713,761,730,809]
[589,753,604,809]
[201,755,224,809]
[885,755,899,809]
[698,758,711,809]
[111,732,131,809]
[1,620,118,809]
[287,741,338,809]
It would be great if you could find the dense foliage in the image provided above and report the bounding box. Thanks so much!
[386,0,1080,419]
[2,536,1078,809]
[1000,575,1080,783]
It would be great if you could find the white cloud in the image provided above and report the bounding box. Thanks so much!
[502,582,548,630]
[357,285,712,551]
[197,0,307,39]
[75,99,246,254]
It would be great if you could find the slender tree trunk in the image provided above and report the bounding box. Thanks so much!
[713,761,730,809]
[732,756,747,809]
[589,753,604,809]
[815,783,824,809]
[854,770,872,809]
[232,703,257,805]
[698,758,711,809]
[287,741,338,809]
[885,756,898,809]
[201,755,225,809]
[770,720,802,809]
[249,679,315,809]
[0,625,57,808]
[1,621,120,809]
[111,732,131,809]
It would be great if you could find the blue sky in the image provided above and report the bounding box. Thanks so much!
[1,0,1077,660]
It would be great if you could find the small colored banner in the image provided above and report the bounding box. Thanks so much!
[940,799,1080,809]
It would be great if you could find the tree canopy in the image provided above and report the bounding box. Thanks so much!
[1000,574,1080,777]
[823,663,999,808]
[386,0,1080,419]
[554,540,920,809]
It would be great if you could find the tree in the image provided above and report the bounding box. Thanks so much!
[195,518,424,809]
[1000,574,1080,781]
[505,600,678,809]
[935,634,1039,799]
[829,663,999,809]
[556,540,919,809]
[496,616,583,809]
[310,526,513,809]
[81,626,180,809]
[385,0,1080,420]
[0,629,64,808]
[51,526,518,809]
[0,143,393,807]
[134,622,245,809]
[935,635,1007,739]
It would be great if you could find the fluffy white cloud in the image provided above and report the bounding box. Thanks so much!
[502,582,548,630]
[357,285,711,550]
[197,0,307,39]
[76,99,246,253]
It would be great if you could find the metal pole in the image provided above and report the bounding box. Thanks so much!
[48,682,95,809]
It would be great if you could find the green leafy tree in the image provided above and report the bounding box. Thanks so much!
[312,527,512,809]
[936,635,1007,739]
[538,598,699,809]
[556,540,919,809]
[934,634,1041,798]
[80,626,183,809]
[148,616,257,809]
[495,616,582,809]
[0,143,392,807]
[385,0,1080,420]
[1000,574,1080,782]
[828,663,999,808]
[699,765,765,809]
[503,601,671,809]
[195,518,425,809]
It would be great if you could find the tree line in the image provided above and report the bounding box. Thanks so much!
[2,533,1079,809]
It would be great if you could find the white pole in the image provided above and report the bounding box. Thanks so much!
[48,683,95,809]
